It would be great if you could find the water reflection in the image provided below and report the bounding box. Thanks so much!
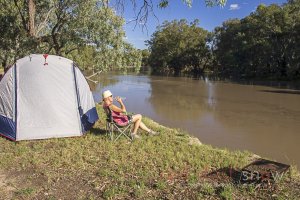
[259,89,300,95]
[148,76,221,122]
[205,77,217,110]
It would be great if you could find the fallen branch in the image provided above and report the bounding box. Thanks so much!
[86,77,98,84]
[87,70,102,79]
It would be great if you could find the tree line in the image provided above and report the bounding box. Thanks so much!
[0,0,226,74]
[146,0,300,80]
[3,1,297,80]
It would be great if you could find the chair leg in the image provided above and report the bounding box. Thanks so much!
[105,123,134,142]
[111,123,114,141]
[113,124,133,141]
[106,122,114,141]
[105,122,109,137]
[126,124,133,141]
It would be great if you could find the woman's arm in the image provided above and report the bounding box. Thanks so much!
[110,97,126,113]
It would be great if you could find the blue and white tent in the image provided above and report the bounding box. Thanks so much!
[0,54,99,141]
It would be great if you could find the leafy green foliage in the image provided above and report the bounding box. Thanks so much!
[0,0,227,72]
[0,0,141,72]
[212,0,300,80]
[140,49,150,66]
[159,0,169,8]
[205,0,227,7]
[147,19,211,75]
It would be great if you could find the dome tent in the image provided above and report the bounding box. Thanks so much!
[0,54,99,141]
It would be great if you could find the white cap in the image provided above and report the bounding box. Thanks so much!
[102,90,112,99]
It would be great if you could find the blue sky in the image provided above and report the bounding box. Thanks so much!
[121,0,287,49]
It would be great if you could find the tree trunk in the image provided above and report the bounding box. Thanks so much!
[2,61,6,69]
[52,33,62,55]
[28,0,36,37]
[3,60,11,74]
[174,67,181,76]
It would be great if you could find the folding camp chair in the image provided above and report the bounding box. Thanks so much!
[104,107,133,141]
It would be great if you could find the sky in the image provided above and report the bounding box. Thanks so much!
[120,0,288,49]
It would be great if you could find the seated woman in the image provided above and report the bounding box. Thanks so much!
[102,90,157,139]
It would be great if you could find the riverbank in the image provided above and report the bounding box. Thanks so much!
[0,105,299,199]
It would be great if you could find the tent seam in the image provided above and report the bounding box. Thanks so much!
[14,64,17,140]
[72,63,84,134]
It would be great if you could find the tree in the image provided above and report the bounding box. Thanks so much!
[0,1,28,70]
[212,19,245,77]
[140,49,150,66]
[283,0,300,79]
[111,0,227,28]
[0,0,227,73]
[212,1,300,80]
[0,0,140,71]
[147,19,210,75]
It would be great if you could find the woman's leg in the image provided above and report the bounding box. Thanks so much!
[131,114,150,134]
[131,114,141,135]
[139,121,150,132]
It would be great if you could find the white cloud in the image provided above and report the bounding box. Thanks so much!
[229,4,240,10]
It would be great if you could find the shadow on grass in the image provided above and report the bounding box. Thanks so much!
[0,135,14,142]
[202,167,241,184]
[89,127,106,136]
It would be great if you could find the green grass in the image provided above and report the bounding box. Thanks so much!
[0,105,299,199]
[0,67,3,74]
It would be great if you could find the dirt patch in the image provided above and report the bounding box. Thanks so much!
[0,170,15,199]
[35,174,102,199]
[0,168,50,199]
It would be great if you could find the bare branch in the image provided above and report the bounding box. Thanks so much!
[36,7,54,36]
[113,0,125,14]
[111,0,227,32]
[65,47,79,55]
[86,70,102,79]
[125,0,159,34]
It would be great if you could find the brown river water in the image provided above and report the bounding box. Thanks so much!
[91,72,300,167]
